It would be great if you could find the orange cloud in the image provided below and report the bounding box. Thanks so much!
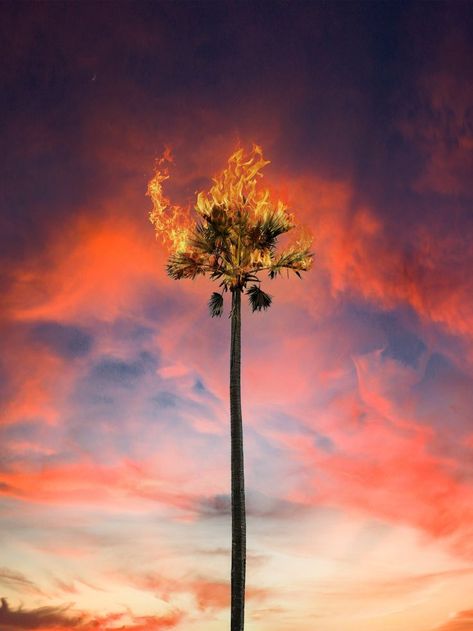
[279,173,473,347]
[283,399,473,558]
[0,458,200,513]
[191,579,268,612]
[435,609,473,631]
[112,569,270,615]
[0,346,63,427]
[6,213,163,324]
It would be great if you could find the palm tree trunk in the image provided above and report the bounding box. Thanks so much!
[230,287,246,631]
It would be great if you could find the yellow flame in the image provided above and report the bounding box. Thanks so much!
[195,144,288,221]
[147,149,190,253]
[147,144,309,260]
[249,249,273,268]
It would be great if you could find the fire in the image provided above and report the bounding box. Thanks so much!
[147,150,190,253]
[195,144,290,223]
[148,144,312,257]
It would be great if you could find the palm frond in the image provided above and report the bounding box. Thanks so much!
[167,252,208,280]
[246,284,272,312]
[269,247,313,279]
[208,292,224,317]
[188,222,215,255]
[251,208,294,250]
[241,272,261,285]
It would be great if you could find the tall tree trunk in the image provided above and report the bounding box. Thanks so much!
[230,288,246,631]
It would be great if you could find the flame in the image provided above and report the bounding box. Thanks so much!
[250,249,273,268]
[195,144,289,221]
[148,144,312,259]
[147,149,190,253]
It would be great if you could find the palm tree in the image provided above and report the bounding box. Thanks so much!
[148,146,312,631]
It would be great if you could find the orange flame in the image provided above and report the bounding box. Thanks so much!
[195,144,289,221]
[147,149,190,253]
[148,144,312,255]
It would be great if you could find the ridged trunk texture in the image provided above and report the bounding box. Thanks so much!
[230,288,246,631]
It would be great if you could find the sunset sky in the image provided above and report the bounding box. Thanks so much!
[1,2,473,630]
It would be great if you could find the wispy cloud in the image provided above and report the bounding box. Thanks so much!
[0,598,183,630]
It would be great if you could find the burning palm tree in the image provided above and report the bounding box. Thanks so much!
[148,145,312,631]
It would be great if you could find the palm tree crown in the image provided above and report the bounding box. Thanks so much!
[148,145,313,312]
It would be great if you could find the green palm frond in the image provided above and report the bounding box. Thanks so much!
[269,247,313,278]
[208,292,224,317]
[167,252,208,280]
[246,284,272,312]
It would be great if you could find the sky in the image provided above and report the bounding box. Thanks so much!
[1,1,473,630]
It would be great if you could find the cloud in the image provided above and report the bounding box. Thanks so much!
[114,570,269,614]
[314,568,473,601]
[29,322,93,360]
[0,569,44,596]
[87,352,157,389]
[191,578,268,612]
[435,609,473,631]
[195,490,309,520]
[287,174,473,345]
[260,345,473,557]
[0,458,200,511]
[0,597,83,629]
[0,598,183,631]
[4,216,166,323]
